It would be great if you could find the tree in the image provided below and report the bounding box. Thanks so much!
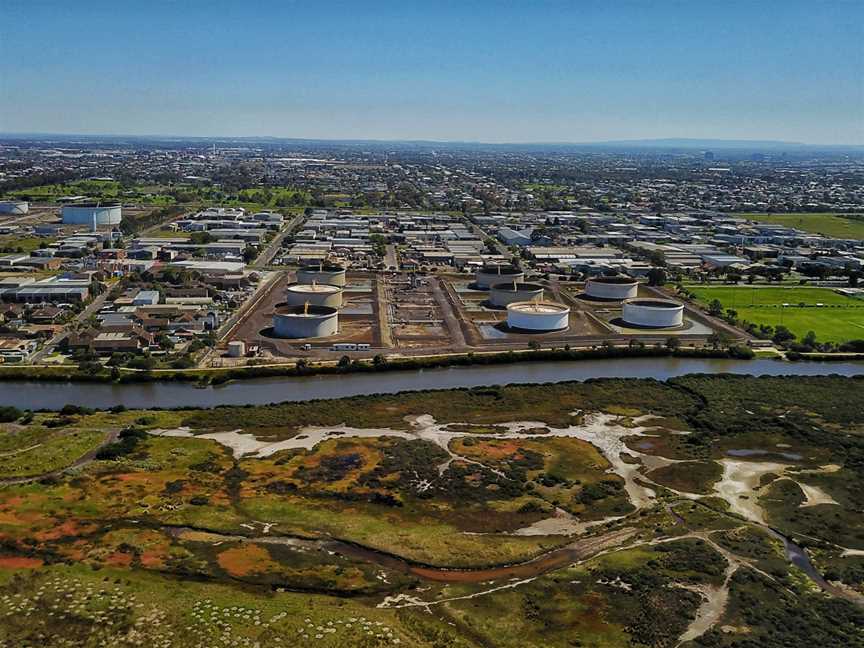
[190,231,215,245]
[802,330,818,348]
[337,355,351,368]
[665,337,681,351]
[708,299,723,316]
[243,245,258,263]
[772,325,796,345]
[157,334,175,350]
[647,268,667,287]
[372,354,387,367]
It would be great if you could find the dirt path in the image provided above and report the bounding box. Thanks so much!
[0,428,119,486]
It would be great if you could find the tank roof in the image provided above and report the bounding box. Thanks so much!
[507,300,569,313]
[479,265,522,275]
[489,282,544,292]
[275,304,338,317]
[298,264,345,272]
[589,276,638,285]
[287,283,342,294]
[625,299,682,308]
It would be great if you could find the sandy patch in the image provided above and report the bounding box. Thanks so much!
[511,507,624,536]
[714,459,789,523]
[796,482,839,507]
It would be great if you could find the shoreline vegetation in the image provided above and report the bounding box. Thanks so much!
[0,344,768,385]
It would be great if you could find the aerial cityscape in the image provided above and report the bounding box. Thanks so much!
[0,1,862,647]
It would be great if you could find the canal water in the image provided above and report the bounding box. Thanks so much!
[0,356,861,410]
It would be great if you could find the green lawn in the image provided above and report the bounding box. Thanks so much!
[0,236,54,253]
[740,212,864,240]
[687,285,864,343]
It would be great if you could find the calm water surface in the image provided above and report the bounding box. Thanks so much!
[0,356,861,410]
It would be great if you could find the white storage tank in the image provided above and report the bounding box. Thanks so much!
[506,300,570,332]
[62,203,122,226]
[285,283,343,308]
[273,304,339,339]
[227,340,246,357]
[296,263,346,287]
[622,298,684,328]
[475,264,524,289]
[585,276,639,300]
[0,201,29,215]
[488,282,545,308]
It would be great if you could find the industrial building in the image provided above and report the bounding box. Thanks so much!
[621,299,684,328]
[0,201,29,215]
[475,264,524,289]
[585,276,639,300]
[272,304,339,338]
[488,282,545,307]
[284,283,344,308]
[62,203,122,227]
[296,263,347,287]
[506,300,570,332]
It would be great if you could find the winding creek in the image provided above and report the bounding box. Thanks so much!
[0,356,862,410]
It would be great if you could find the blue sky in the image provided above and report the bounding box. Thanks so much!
[1,0,862,143]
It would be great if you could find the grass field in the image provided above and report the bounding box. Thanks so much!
[0,236,54,253]
[740,212,864,240]
[686,285,864,343]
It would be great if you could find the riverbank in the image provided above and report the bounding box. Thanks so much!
[1,344,755,385]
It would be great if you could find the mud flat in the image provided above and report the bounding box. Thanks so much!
[714,459,789,523]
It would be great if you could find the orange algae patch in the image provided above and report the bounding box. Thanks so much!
[35,519,97,541]
[140,551,167,568]
[217,543,278,577]
[104,551,133,567]
[0,556,43,569]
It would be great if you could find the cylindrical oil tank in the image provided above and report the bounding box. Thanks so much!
[295,264,346,287]
[488,282,545,308]
[285,283,343,308]
[273,304,338,338]
[227,340,246,357]
[585,276,639,300]
[0,201,29,215]
[506,300,570,332]
[62,203,122,226]
[622,298,684,328]
[475,264,524,289]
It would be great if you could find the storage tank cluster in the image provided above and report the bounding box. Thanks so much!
[585,276,639,301]
[62,203,122,226]
[474,264,524,289]
[506,301,570,332]
[272,264,348,339]
[273,303,339,339]
[0,201,29,215]
[621,298,684,328]
[488,282,545,308]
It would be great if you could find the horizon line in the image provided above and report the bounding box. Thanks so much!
[2,131,864,149]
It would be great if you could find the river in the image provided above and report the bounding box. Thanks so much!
[0,356,861,410]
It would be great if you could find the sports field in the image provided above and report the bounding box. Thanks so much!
[687,285,864,343]
[740,212,864,240]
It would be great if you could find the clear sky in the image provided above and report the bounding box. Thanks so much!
[1,0,862,144]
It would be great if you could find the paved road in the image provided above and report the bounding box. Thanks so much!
[384,244,399,270]
[251,213,303,269]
